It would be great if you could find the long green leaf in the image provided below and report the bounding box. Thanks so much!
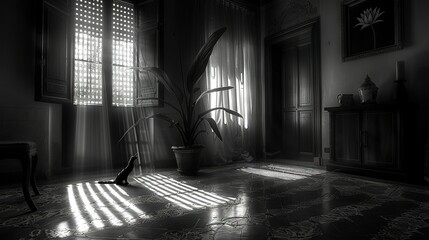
[136,97,181,114]
[194,86,233,105]
[198,107,243,119]
[146,113,177,126]
[202,117,222,141]
[191,130,207,145]
[186,27,226,93]
[148,114,187,145]
[131,67,183,100]
[118,117,146,143]
[118,113,177,143]
[193,87,201,94]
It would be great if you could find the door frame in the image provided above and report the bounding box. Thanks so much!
[264,17,322,165]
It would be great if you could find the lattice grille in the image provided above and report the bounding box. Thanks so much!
[73,0,104,105]
[112,1,135,106]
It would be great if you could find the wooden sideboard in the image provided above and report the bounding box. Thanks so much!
[325,104,418,181]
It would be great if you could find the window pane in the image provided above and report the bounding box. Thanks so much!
[73,0,103,105]
[112,1,135,106]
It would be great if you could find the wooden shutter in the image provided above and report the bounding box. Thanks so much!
[35,0,72,103]
[135,0,164,107]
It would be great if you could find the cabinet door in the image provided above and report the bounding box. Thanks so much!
[334,112,360,166]
[362,111,398,169]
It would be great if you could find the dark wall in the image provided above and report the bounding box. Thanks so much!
[320,0,429,161]
[0,0,63,179]
[261,0,429,165]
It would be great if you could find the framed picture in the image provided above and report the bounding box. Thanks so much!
[342,0,403,61]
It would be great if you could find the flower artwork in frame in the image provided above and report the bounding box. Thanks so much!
[342,0,403,61]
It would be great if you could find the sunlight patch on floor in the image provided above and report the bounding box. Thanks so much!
[239,167,310,180]
[135,174,236,210]
[60,182,148,237]
[265,164,326,176]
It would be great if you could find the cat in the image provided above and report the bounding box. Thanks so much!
[98,154,137,186]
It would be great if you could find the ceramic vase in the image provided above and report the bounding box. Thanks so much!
[358,75,378,104]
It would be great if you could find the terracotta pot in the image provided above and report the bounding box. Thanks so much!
[171,145,204,176]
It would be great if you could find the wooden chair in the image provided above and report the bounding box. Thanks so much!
[0,141,40,211]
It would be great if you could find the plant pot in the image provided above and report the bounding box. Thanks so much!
[171,145,204,176]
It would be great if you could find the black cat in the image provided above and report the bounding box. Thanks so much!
[98,154,137,186]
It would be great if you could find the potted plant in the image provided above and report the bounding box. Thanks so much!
[120,27,242,175]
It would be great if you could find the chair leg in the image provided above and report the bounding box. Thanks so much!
[31,153,40,196]
[21,157,37,211]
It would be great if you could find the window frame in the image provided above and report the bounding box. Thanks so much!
[35,0,73,104]
[72,0,137,107]
[35,0,163,107]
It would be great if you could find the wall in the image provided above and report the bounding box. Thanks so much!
[0,1,62,180]
[261,0,429,164]
[320,0,429,161]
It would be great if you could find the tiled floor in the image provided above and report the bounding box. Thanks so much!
[1,162,429,239]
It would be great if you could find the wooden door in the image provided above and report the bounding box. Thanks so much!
[280,36,314,160]
[265,18,321,163]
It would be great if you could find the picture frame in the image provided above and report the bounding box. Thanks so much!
[342,0,403,61]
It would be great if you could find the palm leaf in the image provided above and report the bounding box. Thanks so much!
[191,130,207,145]
[118,117,146,143]
[198,107,243,119]
[202,117,222,141]
[131,67,183,100]
[186,27,226,93]
[147,113,177,126]
[118,113,177,143]
[136,97,181,114]
[193,87,201,94]
[194,86,233,105]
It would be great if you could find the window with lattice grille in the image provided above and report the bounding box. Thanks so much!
[73,0,135,106]
[112,1,134,106]
[73,0,104,105]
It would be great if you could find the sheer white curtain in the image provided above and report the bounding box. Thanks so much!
[195,0,258,165]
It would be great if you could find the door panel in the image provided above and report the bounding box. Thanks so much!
[298,44,312,107]
[283,111,298,154]
[299,110,313,154]
[282,48,296,109]
[280,33,314,160]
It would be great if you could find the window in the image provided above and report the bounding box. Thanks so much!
[73,0,135,106]
[112,2,134,106]
[73,0,104,105]
[35,0,162,105]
